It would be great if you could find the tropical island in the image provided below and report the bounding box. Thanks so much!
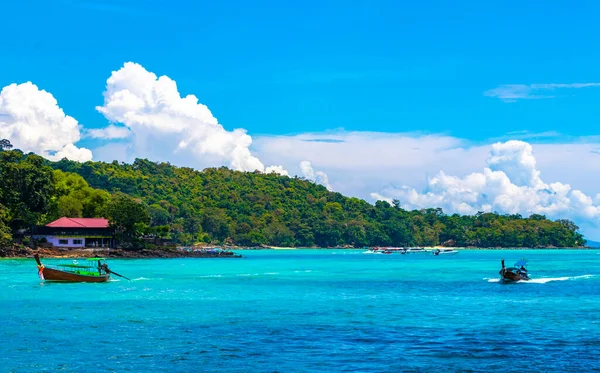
[0,138,587,257]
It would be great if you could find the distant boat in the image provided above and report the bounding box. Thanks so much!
[433,249,459,256]
[402,247,427,254]
[365,247,403,254]
[34,254,129,283]
[499,259,530,283]
[363,249,381,254]
[364,247,428,255]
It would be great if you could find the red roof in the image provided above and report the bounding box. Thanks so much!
[46,217,110,228]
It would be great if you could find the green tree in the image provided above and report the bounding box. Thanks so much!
[237,230,267,246]
[45,155,588,248]
[0,151,54,226]
[0,204,12,248]
[264,222,295,246]
[183,215,203,235]
[57,195,84,217]
[201,209,231,242]
[295,225,315,247]
[80,188,111,217]
[104,192,151,238]
[148,204,171,226]
[0,139,13,151]
[50,170,110,219]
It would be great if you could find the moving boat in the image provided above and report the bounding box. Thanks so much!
[364,247,428,255]
[364,247,404,254]
[402,247,427,254]
[433,249,459,256]
[499,259,530,283]
[34,254,129,283]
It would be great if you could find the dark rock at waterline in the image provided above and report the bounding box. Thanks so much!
[0,244,32,258]
[0,245,243,259]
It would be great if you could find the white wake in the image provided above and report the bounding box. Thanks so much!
[486,274,595,284]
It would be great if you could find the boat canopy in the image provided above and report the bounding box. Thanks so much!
[514,259,528,267]
[58,264,96,268]
[58,258,106,268]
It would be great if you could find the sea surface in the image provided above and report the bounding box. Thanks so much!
[1,249,599,372]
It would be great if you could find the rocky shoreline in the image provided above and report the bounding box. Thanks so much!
[0,245,593,259]
[0,246,244,259]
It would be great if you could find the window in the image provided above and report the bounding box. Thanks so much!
[73,239,83,245]
[58,239,68,245]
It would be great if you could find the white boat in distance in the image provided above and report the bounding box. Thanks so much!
[364,247,408,254]
[433,249,459,255]
[364,247,455,255]
[402,247,427,254]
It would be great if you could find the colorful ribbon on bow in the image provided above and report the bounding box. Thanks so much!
[37,264,45,280]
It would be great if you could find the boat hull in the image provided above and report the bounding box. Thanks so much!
[402,249,427,254]
[499,269,529,283]
[498,259,530,283]
[41,267,110,283]
[434,250,459,255]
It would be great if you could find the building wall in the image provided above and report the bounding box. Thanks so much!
[32,231,114,248]
[35,236,86,248]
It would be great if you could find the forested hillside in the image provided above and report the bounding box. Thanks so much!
[52,156,585,248]
[0,141,587,248]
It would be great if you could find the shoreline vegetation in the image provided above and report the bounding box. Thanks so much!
[0,141,589,253]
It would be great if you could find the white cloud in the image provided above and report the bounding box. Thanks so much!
[95,62,284,173]
[5,64,598,238]
[487,140,540,187]
[265,165,289,176]
[87,124,130,139]
[52,144,94,163]
[372,140,600,233]
[485,83,600,102]
[253,131,486,197]
[253,131,600,238]
[0,82,92,162]
[300,161,332,191]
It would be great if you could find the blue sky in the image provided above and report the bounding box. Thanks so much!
[2,0,600,238]
[3,0,600,140]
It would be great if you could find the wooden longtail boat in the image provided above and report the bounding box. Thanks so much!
[499,259,530,283]
[34,254,111,283]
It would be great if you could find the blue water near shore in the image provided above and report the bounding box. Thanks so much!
[1,249,599,372]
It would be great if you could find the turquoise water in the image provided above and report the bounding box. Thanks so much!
[1,249,599,372]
